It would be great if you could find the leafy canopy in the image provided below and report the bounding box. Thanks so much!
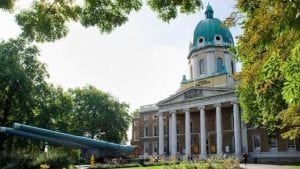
[0,38,48,150]
[235,0,300,138]
[69,86,131,143]
[1,0,202,42]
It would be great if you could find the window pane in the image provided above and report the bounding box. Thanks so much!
[216,58,223,72]
[199,59,205,75]
[253,135,260,149]
[268,134,277,149]
[153,126,158,136]
[288,139,295,148]
[145,126,149,137]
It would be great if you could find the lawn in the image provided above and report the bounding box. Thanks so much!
[118,166,163,169]
[285,165,300,169]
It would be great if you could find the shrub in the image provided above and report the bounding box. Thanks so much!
[161,155,240,169]
[32,148,80,169]
[0,149,39,169]
[222,157,240,169]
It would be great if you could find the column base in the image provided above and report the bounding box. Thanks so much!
[235,152,242,160]
[183,154,192,160]
[217,152,223,157]
[199,153,207,159]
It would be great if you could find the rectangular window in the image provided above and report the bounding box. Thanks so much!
[144,115,149,121]
[253,135,261,151]
[164,124,168,135]
[268,134,277,150]
[177,141,180,153]
[152,142,158,154]
[190,122,193,133]
[144,126,149,137]
[287,139,296,148]
[153,125,158,136]
[134,131,138,141]
[164,142,167,153]
[144,142,149,154]
[177,124,179,134]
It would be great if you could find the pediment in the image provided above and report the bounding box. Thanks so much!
[158,86,233,105]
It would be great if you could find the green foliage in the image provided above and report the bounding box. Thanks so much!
[162,156,239,169]
[94,163,142,169]
[0,38,48,149]
[0,0,15,12]
[0,38,131,153]
[32,148,80,169]
[34,85,75,133]
[16,0,79,42]
[147,0,202,22]
[1,0,203,42]
[80,0,142,33]
[235,0,300,137]
[0,148,79,169]
[132,109,140,117]
[69,86,131,143]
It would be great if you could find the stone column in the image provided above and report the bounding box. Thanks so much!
[199,105,207,159]
[169,115,172,155]
[171,110,177,157]
[158,111,164,155]
[232,101,242,158]
[241,121,248,153]
[184,108,191,158]
[215,103,223,156]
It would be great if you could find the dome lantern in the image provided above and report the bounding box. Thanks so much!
[205,3,214,19]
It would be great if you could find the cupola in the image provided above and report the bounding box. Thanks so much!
[190,4,234,51]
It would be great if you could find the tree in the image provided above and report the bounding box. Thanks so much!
[0,38,48,149]
[131,109,140,117]
[69,86,131,143]
[34,85,74,133]
[235,0,300,139]
[1,0,202,42]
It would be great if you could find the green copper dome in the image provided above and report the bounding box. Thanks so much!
[190,4,234,51]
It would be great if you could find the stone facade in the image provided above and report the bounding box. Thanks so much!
[131,105,300,161]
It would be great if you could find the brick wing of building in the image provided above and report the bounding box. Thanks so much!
[131,4,300,162]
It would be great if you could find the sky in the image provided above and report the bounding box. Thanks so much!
[0,0,242,143]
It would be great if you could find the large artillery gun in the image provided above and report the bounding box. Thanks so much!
[0,123,137,159]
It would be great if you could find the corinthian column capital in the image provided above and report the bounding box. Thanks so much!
[214,103,222,107]
[198,105,205,110]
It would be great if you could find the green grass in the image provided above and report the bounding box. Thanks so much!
[118,166,163,169]
[285,165,300,169]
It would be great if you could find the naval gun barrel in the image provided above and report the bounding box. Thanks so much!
[0,127,90,149]
[13,123,134,155]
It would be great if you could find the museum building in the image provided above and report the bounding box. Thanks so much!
[131,4,300,162]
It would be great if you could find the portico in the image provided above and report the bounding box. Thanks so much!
[157,88,242,159]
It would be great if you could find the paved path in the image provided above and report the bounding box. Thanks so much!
[240,164,292,169]
[75,165,90,169]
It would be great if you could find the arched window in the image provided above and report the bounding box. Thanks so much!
[216,57,223,72]
[199,59,205,75]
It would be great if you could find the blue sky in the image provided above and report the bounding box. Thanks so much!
[0,0,242,112]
